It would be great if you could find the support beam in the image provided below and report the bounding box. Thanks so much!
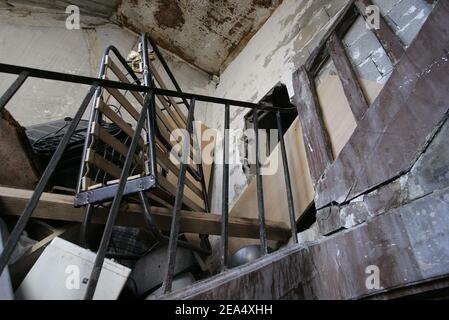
[327,32,370,122]
[292,67,334,185]
[0,186,290,241]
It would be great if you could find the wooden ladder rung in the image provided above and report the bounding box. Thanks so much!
[96,99,146,149]
[86,149,122,179]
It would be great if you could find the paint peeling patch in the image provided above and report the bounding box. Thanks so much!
[155,0,185,30]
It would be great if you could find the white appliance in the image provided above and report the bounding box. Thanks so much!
[15,237,130,300]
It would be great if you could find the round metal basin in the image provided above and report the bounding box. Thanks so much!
[228,245,273,268]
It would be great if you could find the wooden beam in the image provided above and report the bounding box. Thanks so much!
[86,149,123,179]
[156,146,203,198]
[292,67,334,185]
[305,0,356,74]
[157,175,204,212]
[355,0,405,64]
[92,124,140,163]
[327,32,370,122]
[104,84,141,121]
[0,186,290,241]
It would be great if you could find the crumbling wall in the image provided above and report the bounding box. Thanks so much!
[200,0,434,216]
[166,1,449,299]
[200,0,353,215]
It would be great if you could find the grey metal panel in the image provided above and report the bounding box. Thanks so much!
[162,187,449,300]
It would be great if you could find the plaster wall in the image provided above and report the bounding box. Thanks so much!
[0,8,213,127]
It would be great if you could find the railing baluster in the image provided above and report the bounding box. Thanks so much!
[0,71,29,112]
[141,37,158,179]
[254,107,268,255]
[80,204,95,249]
[143,33,210,216]
[0,85,97,278]
[84,91,154,300]
[221,103,230,271]
[162,98,196,294]
[276,111,298,243]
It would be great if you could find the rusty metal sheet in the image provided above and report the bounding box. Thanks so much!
[162,186,449,300]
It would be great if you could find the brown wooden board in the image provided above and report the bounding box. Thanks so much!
[316,70,358,159]
[0,186,289,241]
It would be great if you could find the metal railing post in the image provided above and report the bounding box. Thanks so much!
[254,107,268,255]
[162,98,196,294]
[220,103,230,271]
[276,111,298,243]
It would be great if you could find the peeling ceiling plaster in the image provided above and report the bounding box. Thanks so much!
[3,0,282,75]
[3,0,121,18]
[115,0,283,75]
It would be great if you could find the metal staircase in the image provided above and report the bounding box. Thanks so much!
[0,32,299,299]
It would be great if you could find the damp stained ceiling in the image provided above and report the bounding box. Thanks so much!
[115,0,283,75]
[4,0,282,75]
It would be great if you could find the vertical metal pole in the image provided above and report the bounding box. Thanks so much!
[0,71,29,112]
[198,163,210,212]
[141,35,158,179]
[138,191,165,242]
[84,92,153,300]
[0,86,97,278]
[161,98,196,294]
[220,103,230,271]
[254,108,268,255]
[80,204,95,249]
[276,111,298,243]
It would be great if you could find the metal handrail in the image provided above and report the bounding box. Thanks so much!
[0,63,297,113]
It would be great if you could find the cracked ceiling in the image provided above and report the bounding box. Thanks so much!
[3,0,282,74]
[114,0,282,75]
